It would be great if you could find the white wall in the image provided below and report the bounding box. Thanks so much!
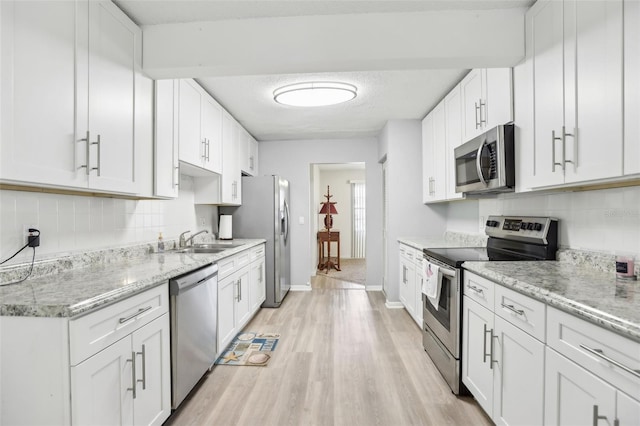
[0,176,217,265]
[380,120,448,302]
[318,167,366,258]
[447,186,640,257]
[258,138,382,290]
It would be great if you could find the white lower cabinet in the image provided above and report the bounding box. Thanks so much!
[463,272,546,425]
[398,243,419,325]
[217,244,266,353]
[463,271,640,426]
[249,245,266,312]
[71,314,170,426]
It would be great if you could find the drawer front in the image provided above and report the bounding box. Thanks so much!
[463,272,494,310]
[250,244,265,261]
[495,284,546,342]
[69,283,168,365]
[547,306,640,397]
[219,250,251,279]
[399,244,419,264]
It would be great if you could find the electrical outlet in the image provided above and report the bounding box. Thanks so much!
[23,225,40,247]
[198,217,205,226]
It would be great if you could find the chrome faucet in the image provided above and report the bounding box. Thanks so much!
[178,230,191,248]
[184,230,209,247]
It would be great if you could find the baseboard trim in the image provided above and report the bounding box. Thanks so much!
[385,301,404,309]
[366,285,382,292]
[290,285,312,292]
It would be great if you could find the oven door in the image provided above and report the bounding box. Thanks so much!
[423,261,460,358]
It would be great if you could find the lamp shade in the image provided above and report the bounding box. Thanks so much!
[319,202,338,215]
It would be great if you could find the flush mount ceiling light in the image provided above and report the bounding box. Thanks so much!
[273,82,357,107]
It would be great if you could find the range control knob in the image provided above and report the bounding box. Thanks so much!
[528,222,535,230]
[534,223,543,231]
[486,220,499,228]
[520,222,529,231]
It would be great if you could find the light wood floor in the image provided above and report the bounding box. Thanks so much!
[166,275,492,426]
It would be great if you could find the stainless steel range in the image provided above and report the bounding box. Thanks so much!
[422,215,558,394]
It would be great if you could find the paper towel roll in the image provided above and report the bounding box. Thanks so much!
[219,215,233,240]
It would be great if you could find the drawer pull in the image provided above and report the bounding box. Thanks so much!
[580,344,640,380]
[468,285,484,295]
[119,306,153,324]
[501,303,525,316]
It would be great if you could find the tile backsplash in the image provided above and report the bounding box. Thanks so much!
[0,175,217,266]
[476,185,640,256]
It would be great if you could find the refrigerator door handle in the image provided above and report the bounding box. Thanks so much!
[283,199,290,244]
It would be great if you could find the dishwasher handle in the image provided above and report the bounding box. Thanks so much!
[170,264,218,295]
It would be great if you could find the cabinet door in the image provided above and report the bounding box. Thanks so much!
[81,1,139,194]
[484,68,513,130]
[624,0,640,176]
[444,85,465,200]
[414,260,424,327]
[544,347,617,426]
[249,136,259,176]
[0,1,86,188]
[178,79,204,167]
[462,296,494,417]
[154,80,179,198]
[492,316,544,426]
[218,273,237,352]
[563,0,623,183]
[617,390,640,426]
[432,101,447,201]
[530,0,565,187]
[421,114,435,203]
[221,112,241,205]
[201,95,223,174]
[132,314,171,426]
[239,127,251,175]
[250,256,266,312]
[461,69,484,142]
[235,266,251,329]
[71,336,134,426]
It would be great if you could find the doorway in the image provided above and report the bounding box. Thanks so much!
[311,163,366,288]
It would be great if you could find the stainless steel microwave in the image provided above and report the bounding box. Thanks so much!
[454,124,515,194]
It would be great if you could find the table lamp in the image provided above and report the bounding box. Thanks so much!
[319,186,338,231]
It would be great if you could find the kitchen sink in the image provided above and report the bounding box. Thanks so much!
[170,247,228,254]
[192,243,243,249]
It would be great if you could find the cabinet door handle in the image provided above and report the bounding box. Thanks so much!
[91,134,101,176]
[468,285,484,295]
[579,344,640,379]
[483,324,497,369]
[552,130,564,172]
[78,130,91,175]
[249,155,254,170]
[174,166,180,188]
[119,306,153,324]
[500,303,525,316]
[474,101,481,129]
[206,139,211,162]
[592,405,609,426]
[127,351,137,399]
[136,344,146,390]
[563,126,576,169]
[479,100,486,126]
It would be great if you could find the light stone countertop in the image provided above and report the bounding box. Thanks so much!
[463,261,640,342]
[398,231,488,251]
[0,239,265,318]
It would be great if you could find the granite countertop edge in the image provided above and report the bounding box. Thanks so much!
[0,239,266,319]
[462,262,640,343]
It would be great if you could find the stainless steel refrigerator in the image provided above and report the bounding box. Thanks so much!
[221,175,291,307]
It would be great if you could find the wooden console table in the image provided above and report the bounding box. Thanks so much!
[317,230,340,272]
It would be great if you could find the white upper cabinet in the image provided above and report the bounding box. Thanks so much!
[461,68,513,143]
[240,129,259,176]
[625,0,640,176]
[221,112,242,205]
[528,0,623,188]
[444,85,465,201]
[154,80,179,198]
[177,79,223,174]
[1,0,141,195]
[421,113,435,203]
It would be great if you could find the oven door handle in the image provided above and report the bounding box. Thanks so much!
[436,265,457,279]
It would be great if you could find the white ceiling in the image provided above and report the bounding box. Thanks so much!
[115,0,533,141]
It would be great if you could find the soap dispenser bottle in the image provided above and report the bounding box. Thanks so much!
[157,232,165,253]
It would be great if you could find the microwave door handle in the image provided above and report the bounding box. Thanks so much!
[475,140,488,186]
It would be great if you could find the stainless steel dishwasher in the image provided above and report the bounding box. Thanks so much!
[169,263,218,409]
